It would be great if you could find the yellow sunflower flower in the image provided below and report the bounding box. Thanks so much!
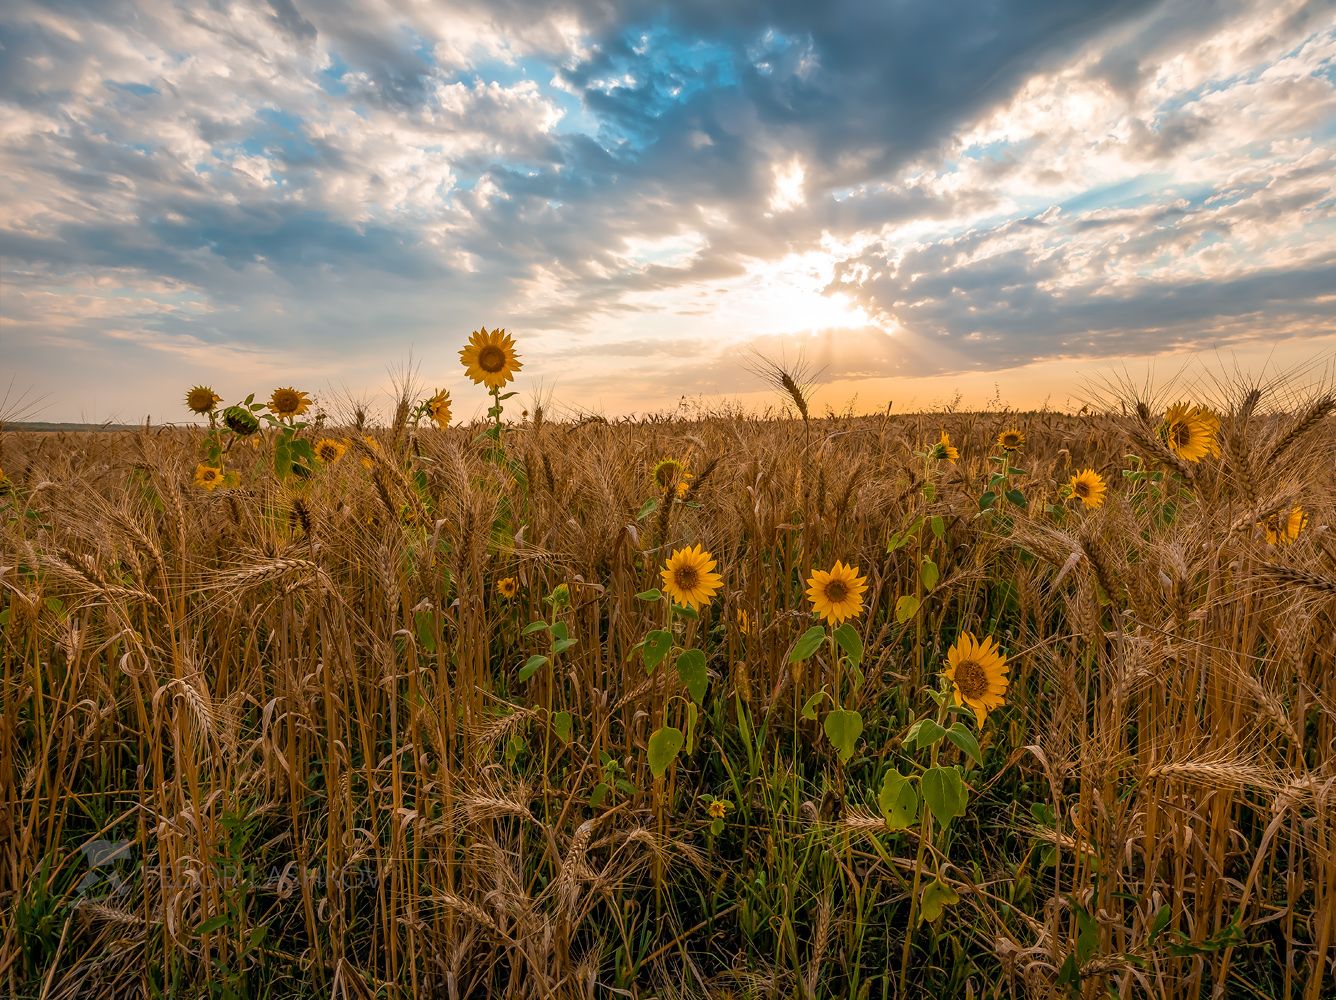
[736,608,752,636]
[193,464,224,491]
[1260,506,1308,545]
[660,544,724,611]
[805,561,868,625]
[943,632,1009,727]
[996,428,1025,452]
[706,799,732,820]
[1067,469,1106,510]
[496,576,519,599]
[931,431,959,462]
[426,389,452,428]
[268,387,311,419]
[185,385,221,414]
[358,436,382,470]
[459,327,522,389]
[652,457,688,488]
[315,438,347,464]
[1161,403,1220,462]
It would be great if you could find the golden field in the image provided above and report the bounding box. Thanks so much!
[1,362,1334,998]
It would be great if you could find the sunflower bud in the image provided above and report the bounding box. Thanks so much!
[223,405,260,437]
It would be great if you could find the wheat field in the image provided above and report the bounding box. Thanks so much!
[1,366,1334,998]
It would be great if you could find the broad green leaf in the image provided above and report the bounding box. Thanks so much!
[413,610,437,653]
[643,630,673,673]
[552,711,572,743]
[518,655,548,683]
[921,766,968,826]
[590,782,609,808]
[550,621,570,641]
[789,625,826,663]
[905,718,946,750]
[945,722,982,765]
[1006,489,1026,508]
[647,726,684,779]
[675,649,708,705]
[522,620,550,636]
[635,588,662,601]
[929,515,945,539]
[979,491,997,511]
[672,603,699,620]
[551,637,577,654]
[919,879,960,923]
[878,770,918,829]
[823,708,863,763]
[920,558,939,591]
[636,498,658,521]
[894,595,919,623]
[801,690,829,721]
[197,913,230,936]
[832,622,863,667]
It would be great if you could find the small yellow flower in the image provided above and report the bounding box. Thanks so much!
[931,431,959,462]
[706,799,732,820]
[315,438,347,464]
[459,327,522,389]
[660,544,724,611]
[426,389,452,428]
[184,385,221,414]
[193,464,224,491]
[806,561,868,625]
[736,608,751,636]
[268,387,311,418]
[943,632,1009,727]
[1260,506,1307,545]
[996,428,1025,452]
[1067,469,1106,510]
[496,576,519,598]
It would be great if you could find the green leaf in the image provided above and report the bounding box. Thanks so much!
[550,621,570,641]
[878,770,918,829]
[919,558,939,591]
[522,620,550,636]
[672,603,699,620]
[1149,904,1173,943]
[789,625,826,663]
[1005,489,1026,508]
[675,648,708,705]
[904,718,946,750]
[832,622,863,667]
[929,515,945,539]
[197,913,230,936]
[823,708,863,763]
[635,588,662,601]
[945,722,982,765]
[643,629,673,673]
[921,766,968,827]
[552,711,572,743]
[518,654,548,683]
[590,782,609,808]
[636,498,658,521]
[413,610,437,653]
[919,879,960,923]
[894,595,919,623]
[551,637,577,654]
[979,491,997,511]
[647,726,684,779]
[800,690,829,721]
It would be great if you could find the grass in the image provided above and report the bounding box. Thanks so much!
[0,371,1333,998]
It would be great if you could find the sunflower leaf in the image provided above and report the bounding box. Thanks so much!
[522,620,550,636]
[643,630,673,673]
[635,588,662,601]
[832,622,863,667]
[675,649,708,705]
[823,708,863,763]
[552,711,572,743]
[945,722,983,765]
[518,655,548,683]
[878,770,918,829]
[921,766,968,826]
[904,718,945,751]
[790,625,827,663]
[894,595,919,623]
[919,878,960,923]
[920,559,939,591]
[647,726,684,779]
[800,690,829,721]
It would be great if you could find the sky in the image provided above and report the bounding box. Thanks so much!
[2,0,1336,423]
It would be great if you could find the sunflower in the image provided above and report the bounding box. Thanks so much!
[315,438,347,464]
[706,799,733,820]
[185,385,221,414]
[268,387,311,419]
[496,576,519,599]
[736,608,752,636]
[676,474,694,499]
[1161,403,1220,463]
[193,464,224,491]
[652,457,689,489]
[222,405,260,437]
[930,431,959,462]
[459,327,522,389]
[660,544,724,611]
[1260,506,1308,545]
[426,389,452,428]
[943,632,1009,727]
[1067,469,1106,510]
[806,561,868,625]
[996,428,1025,452]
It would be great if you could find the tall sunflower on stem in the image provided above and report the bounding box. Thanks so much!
[460,327,522,455]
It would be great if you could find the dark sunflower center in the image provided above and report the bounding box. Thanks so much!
[824,579,849,603]
[203,469,218,481]
[1170,421,1192,448]
[188,389,215,411]
[1074,481,1089,497]
[319,445,337,460]
[1003,434,1020,447]
[478,345,507,372]
[274,391,300,412]
[953,658,988,700]
[674,565,700,591]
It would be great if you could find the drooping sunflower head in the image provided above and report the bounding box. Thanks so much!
[660,544,724,611]
[805,560,868,625]
[944,632,1009,727]
[996,428,1026,452]
[193,464,224,491]
[496,576,519,599]
[652,457,689,490]
[426,389,452,428]
[1260,506,1308,545]
[459,327,522,389]
[315,438,347,464]
[222,405,260,437]
[1161,403,1221,463]
[185,385,221,414]
[1067,469,1106,510]
[268,387,311,419]
[930,431,959,462]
